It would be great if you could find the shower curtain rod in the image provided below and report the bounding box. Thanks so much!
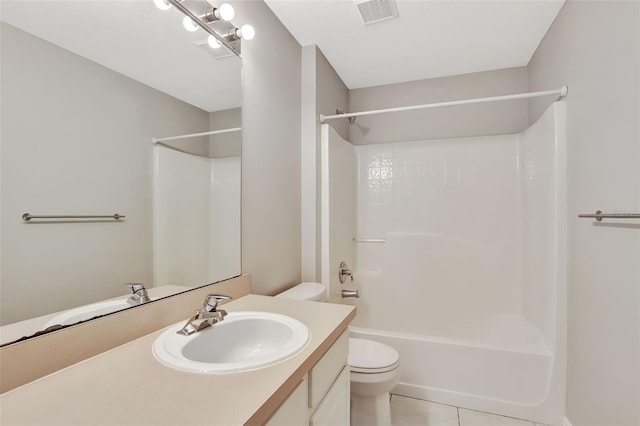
[152,127,242,143]
[320,85,568,123]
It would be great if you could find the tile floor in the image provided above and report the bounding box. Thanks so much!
[390,395,551,426]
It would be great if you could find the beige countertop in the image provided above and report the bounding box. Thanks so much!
[0,295,356,426]
[0,285,192,346]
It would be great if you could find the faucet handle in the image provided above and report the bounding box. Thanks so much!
[125,283,146,293]
[124,283,150,304]
[203,294,233,312]
[338,261,354,284]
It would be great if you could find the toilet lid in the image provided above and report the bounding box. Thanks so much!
[349,338,399,374]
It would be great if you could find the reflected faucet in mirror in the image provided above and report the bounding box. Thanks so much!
[125,284,151,306]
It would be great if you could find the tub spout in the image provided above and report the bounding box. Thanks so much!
[342,289,360,298]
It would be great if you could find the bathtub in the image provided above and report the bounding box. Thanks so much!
[322,103,567,425]
[350,317,565,425]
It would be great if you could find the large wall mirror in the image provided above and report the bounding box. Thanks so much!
[0,0,242,346]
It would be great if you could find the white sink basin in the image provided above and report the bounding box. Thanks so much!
[45,299,145,328]
[152,311,310,374]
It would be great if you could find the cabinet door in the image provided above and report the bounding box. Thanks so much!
[309,330,349,409]
[266,377,309,426]
[310,366,350,426]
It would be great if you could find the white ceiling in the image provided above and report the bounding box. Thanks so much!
[1,0,242,112]
[265,0,564,89]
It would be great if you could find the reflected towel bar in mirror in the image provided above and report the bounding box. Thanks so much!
[22,213,125,222]
[353,238,386,243]
[578,210,640,221]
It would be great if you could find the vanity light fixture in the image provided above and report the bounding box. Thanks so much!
[182,16,200,32]
[203,3,235,22]
[207,35,221,49]
[227,24,255,41]
[160,0,253,54]
[238,24,255,40]
[153,0,172,11]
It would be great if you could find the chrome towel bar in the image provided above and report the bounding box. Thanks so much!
[578,210,640,222]
[22,213,125,222]
[353,238,386,243]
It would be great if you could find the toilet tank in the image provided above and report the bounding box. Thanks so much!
[275,282,326,302]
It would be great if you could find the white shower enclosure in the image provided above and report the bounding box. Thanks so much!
[153,145,241,288]
[321,102,566,424]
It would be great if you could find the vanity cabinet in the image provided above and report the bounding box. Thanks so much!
[268,330,350,426]
[310,366,350,426]
[266,378,309,425]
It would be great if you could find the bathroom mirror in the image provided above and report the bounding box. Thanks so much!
[0,0,242,345]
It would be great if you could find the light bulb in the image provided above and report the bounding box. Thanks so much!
[153,0,171,11]
[207,35,221,49]
[218,3,235,21]
[182,16,199,32]
[239,24,255,40]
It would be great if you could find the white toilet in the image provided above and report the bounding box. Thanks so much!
[275,282,401,426]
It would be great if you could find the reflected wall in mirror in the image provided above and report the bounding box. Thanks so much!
[0,0,242,346]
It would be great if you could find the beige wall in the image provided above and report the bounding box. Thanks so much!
[301,45,317,282]
[209,107,242,158]
[316,49,350,143]
[348,67,529,145]
[301,46,349,282]
[528,2,640,425]
[0,23,210,324]
[234,1,302,295]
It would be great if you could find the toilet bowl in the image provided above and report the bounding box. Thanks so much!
[275,282,401,426]
[349,337,400,426]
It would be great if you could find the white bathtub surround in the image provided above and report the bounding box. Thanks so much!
[321,102,566,425]
[321,124,356,302]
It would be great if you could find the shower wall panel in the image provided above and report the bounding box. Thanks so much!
[327,103,566,424]
[154,147,241,287]
[352,135,523,335]
[520,104,566,349]
[154,147,212,287]
[209,156,241,283]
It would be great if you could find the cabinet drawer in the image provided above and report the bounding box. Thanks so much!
[308,329,348,409]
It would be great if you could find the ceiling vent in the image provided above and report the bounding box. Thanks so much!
[355,0,399,25]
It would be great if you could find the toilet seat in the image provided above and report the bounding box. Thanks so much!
[349,338,400,374]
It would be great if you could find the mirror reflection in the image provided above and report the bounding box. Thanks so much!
[0,0,242,345]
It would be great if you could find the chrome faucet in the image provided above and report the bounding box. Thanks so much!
[125,283,151,306]
[176,294,233,336]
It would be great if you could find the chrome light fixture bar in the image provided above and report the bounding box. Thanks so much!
[167,0,244,55]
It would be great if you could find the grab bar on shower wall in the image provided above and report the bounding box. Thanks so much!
[353,238,386,243]
[22,213,125,222]
[578,210,640,221]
